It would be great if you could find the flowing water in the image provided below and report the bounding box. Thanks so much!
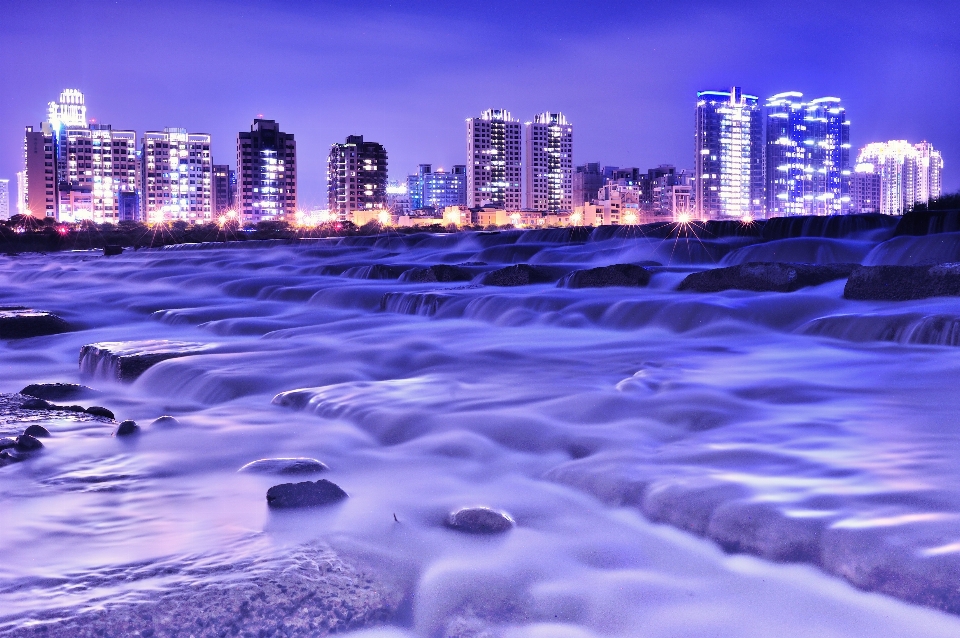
[3,226,960,637]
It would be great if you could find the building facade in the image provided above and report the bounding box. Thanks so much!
[765,92,851,216]
[23,124,58,219]
[408,164,467,211]
[327,135,388,219]
[695,87,764,220]
[237,119,296,223]
[56,124,137,222]
[850,169,882,214]
[524,112,573,213]
[466,109,522,210]
[0,179,9,220]
[856,140,944,215]
[212,164,236,214]
[573,163,607,208]
[141,128,212,223]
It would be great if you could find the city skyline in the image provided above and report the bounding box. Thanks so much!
[2,0,958,208]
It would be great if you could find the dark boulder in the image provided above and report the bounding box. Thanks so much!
[103,245,124,256]
[240,458,329,475]
[0,437,16,450]
[445,507,515,534]
[0,309,70,339]
[679,262,857,293]
[266,479,348,508]
[400,264,474,283]
[151,415,181,428]
[115,420,140,436]
[15,434,43,451]
[21,397,53,410]
[85,406,115,419]
[480,264,563,286]
[844,264,960,301]
[62,404,85,412]
[23,424,50,438]
[79,340,214,382]
[20,382,97,401]
[558,264,652,289]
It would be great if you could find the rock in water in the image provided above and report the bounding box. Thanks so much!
[20,397,53,410]
[401,264,475,283]
[480,264,562,286]
[558,264,652,288]
[85,406,115,419]
[115,420,140,436]
[79,340,215,382]
[240,458,329,475]
[844,264,960,301]
[151,415,181,428]
[0,437,17,450]
[0,309,70,339]
[678,262,857,293]
[22,424,50,438]
[20,382,97,401]
[103,245,123,256]
[15,434,43,451]
[445,507,515,534]
[266,479,347,508]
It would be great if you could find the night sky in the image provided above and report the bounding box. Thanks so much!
[2,0,958,207]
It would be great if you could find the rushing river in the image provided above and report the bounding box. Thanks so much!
[4,222,960,637]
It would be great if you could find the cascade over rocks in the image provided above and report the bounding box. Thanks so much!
[480,264,565,286]
[0,309,70,339]
[679,262,857,293]
[79,340,215,382]
[240,458,329,474]
[445,507,515,534]
[558,264,653,288]
[844,264,960,301]
[266,479,348,508]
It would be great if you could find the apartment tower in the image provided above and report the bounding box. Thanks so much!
[327,135,388,220]
[466,109,522,210]
[524,112,573,213]
[237,119,297,223]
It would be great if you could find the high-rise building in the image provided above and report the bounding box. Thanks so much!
[573,163,606,208]
[695,87,764,220]
[212,164,236,214]
[407,164,467,211]
[466,109,522,210]
[855,140,944,215]
[765,92,851,216]
[57,124,137,222]
[524,112,573,213]
[47,89,88,185]
[237,119,297,223]
[386,181,411,216]
[141,128,212,223]
[16,171,27,216]
[850,169,882,214]
[23,124,58,220]
[0,179,9,220]
[327,135,388,220]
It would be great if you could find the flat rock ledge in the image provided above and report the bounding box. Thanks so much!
[79,340,215,382]
[679,262,857,293]
[480,264,564,287]
[844,263,960,301]
[400,264,475,283]
[558,263,652,288]
[0,543,403,638]
[0,309,70,340]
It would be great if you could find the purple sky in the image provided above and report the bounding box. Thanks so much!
[2,0,958,208]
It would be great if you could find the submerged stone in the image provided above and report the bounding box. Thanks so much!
[23,424,50,438]
[679,262,857,293]
[844,264,960,301]
[115,420,140,436]
[445,507,515,534]
[240,458,329,474]
[0,309,70,339]
[559,263,653,288]
[266,479,347,508]
[20,397,53,410]
[0,437,16,450]
[15,434,43,451]
[85,406,115,419]
[79,340,215,382]
[151,415,181,428]
[20,382,97,401]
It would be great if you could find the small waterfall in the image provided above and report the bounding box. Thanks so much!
[862,232,960,266]
[380,291,452,316]
[800,313,960,346]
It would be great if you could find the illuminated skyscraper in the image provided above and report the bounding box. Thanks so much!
[694,87,764,220]
[23,124,58,220]
[237,119,297,223]
[856,140,943,215]
[212,164,236,214]
[327,135,388,220]
[467,109,522,210]
[0,179,9,220]
[765,93,850,216]
[57,124,137,222]
[141,128,212,223]
[524,112,574,213]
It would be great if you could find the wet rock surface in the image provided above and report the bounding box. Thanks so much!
[480,264,564,286]
[445,507,515,534]
[150,415,180,428]
[84,406,114,419]
[20,383,98,402]
[844,263,960,301]
[266,479,348,508]
[79,340,215,382]
[679,262,857,293]
[22,424,50,438]
[0,309,70,340]
[0,543,403,638]
[558,263,653,288]
[400,264,475,283]
[115,420,140,436]
[240,458,330,474]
